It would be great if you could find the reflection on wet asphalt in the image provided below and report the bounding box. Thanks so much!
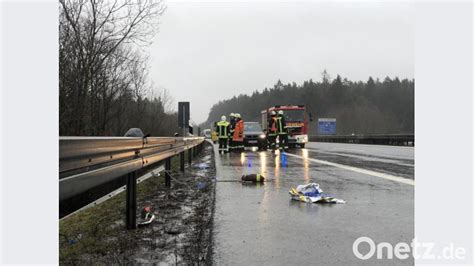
[303,142,415,179]
[212,141,414,265]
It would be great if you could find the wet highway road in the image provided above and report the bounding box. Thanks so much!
[212,141,414,265]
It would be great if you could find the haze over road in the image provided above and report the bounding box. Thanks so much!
[150,2,414,123]
[212,142,414,265]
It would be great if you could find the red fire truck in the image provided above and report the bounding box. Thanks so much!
[261,105,311,148]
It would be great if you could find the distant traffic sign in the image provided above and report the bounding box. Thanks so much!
[178,102,190,128]
[318,118,336,135]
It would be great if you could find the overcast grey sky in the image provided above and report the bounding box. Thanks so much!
[148,1,414,124]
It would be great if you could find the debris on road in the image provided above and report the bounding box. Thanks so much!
[63,233,82,245]
[195,162,211,170]
[289,183,346,204]
[196,181,207,190]
[137,205,155,226]
[241,173,265,183]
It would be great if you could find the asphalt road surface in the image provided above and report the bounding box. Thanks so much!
[212,141,414,265]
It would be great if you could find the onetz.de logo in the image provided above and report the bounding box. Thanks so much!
[353,237,466,260]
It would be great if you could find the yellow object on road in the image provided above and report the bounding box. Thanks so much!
[211,131,218,143]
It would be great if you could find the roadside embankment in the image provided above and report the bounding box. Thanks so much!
[59,142,216,265]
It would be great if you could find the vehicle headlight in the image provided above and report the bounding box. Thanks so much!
[259,134,266,139]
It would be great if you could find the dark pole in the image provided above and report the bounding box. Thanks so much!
[188,149,192,165]
[182,104,186,138]
[165,157,171,187]
[126,171,137,230]
[180,151,185,172]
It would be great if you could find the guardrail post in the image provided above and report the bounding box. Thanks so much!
[126,171,137,230]
[180,151,185,172]
[165,157,171,187]
[188,148,192,165]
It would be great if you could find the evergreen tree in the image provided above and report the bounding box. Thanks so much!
[203,75,414,135]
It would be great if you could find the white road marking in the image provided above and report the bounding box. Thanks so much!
[285,152,415,186]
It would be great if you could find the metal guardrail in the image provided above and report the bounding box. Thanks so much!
[60,165,165,221]
[59,136,205,229]
[309,134,414,146]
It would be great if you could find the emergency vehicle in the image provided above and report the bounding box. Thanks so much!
[261,105,311,148]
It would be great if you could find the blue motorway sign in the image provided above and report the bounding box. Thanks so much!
[318,118,336,135]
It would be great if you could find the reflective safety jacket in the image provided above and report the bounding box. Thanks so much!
[268,117,278,136]
[229,117,236,136]
[217,121,230,138]
[276,116,287,135]
[233,119,244,142]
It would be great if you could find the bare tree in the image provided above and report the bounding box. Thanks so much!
[158,87,175,113]
[59,0,166,136]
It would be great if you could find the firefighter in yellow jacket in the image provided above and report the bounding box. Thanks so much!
[232,113,244,152]
[276,110,289,151]
[267,111,278,151]
[216,115,230,154]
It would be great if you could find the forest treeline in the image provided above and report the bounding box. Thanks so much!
[205,72,414,134]
[59,0,179,136]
